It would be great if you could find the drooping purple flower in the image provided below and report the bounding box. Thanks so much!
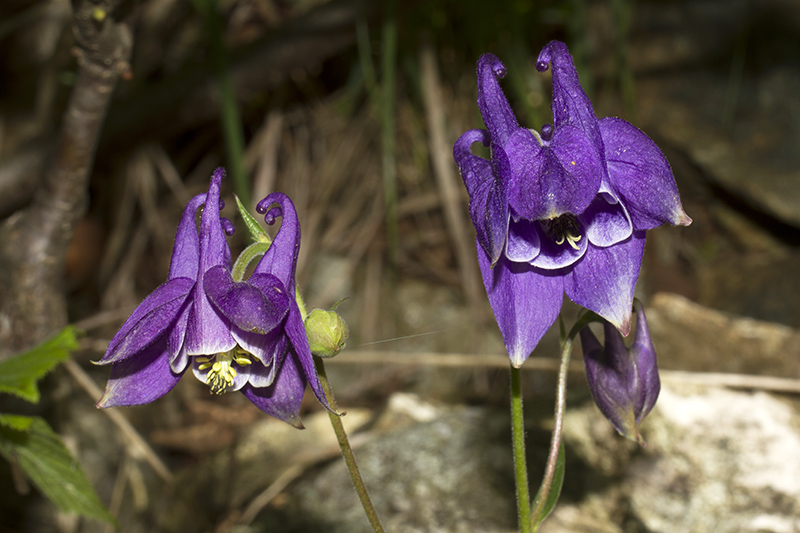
[580,300,659,446]
[97,169,329,426]
[199,192,332,425]
[454,41,691,367]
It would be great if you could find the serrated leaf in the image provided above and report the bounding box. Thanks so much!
[531,441,566,531]
[235,194,272,243]
[0,327,79,403]
[0,413,35,432]
[0,417,115,524]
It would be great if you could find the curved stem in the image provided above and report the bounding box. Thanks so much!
[530,334,573,525]
[510,365,533,533]
[313,356,386,533]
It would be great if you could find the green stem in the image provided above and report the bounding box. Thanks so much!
[193,0,249,206]
[510,365,532,533]
[530,334,573,524]
[313,356,386,533]
[230,241,271,282]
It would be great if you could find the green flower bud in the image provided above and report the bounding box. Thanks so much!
[305,308,349,358]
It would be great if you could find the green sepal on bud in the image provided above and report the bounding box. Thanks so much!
[235,194,272,244]
[305,307,349,358]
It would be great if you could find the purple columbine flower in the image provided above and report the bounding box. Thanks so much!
[580,300,659,446]
[454,41,691,367]
[97,168,329,427]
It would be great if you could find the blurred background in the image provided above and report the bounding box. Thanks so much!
[1,0,799,531]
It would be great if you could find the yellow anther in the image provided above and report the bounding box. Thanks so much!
[200,348,254,395]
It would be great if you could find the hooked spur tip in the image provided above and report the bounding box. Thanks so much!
[478,53,507,80]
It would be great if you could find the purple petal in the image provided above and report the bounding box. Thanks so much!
[580,185,632,248]
[97,340,183,408]
[168,303,191,373]
[478,241,564,367]
[505,126,602,220]
[204,266,290,335]
[477,53,519,147]
[231,326,286,374]
[198,167,230,274]
[506,218,541,263]
[503,128,546,219]
[246,352,279,388]
[254,193,300,287]
[185,168,236,355]
[102,277,194,364]
[454,130,509,264]
[454,129,492,199]
[600,117,692,229]
[183,287,236,356]
[168,194,205,280]
[242,353,307,428]
[536,41,604,154]
[631,300,659,422]
[564,230,646,336]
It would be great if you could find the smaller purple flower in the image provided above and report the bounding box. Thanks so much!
[580,300,659,446]
[97,169,330,427]
[454,42,691,367]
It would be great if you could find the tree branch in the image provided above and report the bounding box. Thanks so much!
[0,0,132,359]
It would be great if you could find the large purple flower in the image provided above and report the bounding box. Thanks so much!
[454,42,691,367]
[97,168,329,426]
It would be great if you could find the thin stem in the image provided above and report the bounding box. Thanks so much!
[510,365,532,533]
[193,0,249,205]
[313,356,386,533]
[530,335,573,524]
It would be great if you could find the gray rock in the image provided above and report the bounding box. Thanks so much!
[544,383,800,533]
[645,292,800,377]
[275,394,518,533]
[637,67,800,229]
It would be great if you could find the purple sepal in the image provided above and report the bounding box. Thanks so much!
[478,241,563,368]
[101,277,194,364]
[565,230,645,336]
[600,117,692,229]
[242,353,307,428]
[97,340,182,408]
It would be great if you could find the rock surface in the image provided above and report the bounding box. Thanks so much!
[546,383,800,533]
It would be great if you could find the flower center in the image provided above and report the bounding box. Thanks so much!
[197,348,253,395]
[544,214,582,250]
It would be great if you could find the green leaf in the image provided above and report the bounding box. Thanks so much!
[0,413,35,432]
[0,327,78,403]
[235,194,271,243]
[0,416,115,524]
[531,442,566,531]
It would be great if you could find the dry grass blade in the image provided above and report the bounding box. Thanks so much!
[247,109,284,209]
[419,43,484,323]
[62,359,173,482]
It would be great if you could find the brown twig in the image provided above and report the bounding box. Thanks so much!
[63,358,173,482]
[0,0,132,358]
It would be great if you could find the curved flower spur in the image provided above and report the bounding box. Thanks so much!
[97,168,330,427]
[454,41,691,367]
